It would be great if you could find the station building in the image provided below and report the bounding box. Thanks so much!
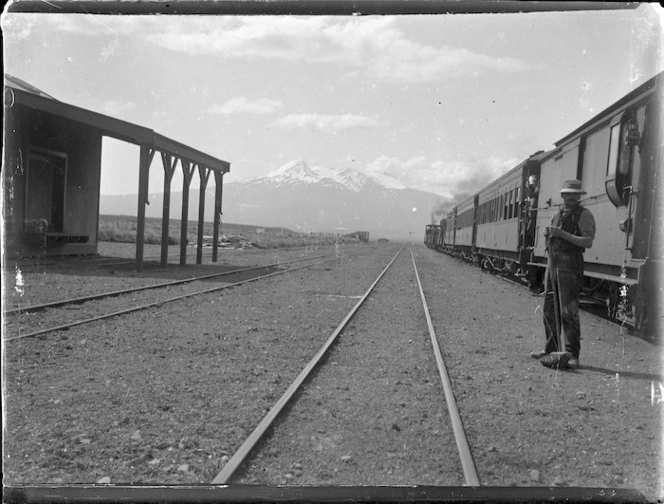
[3,74,230,270]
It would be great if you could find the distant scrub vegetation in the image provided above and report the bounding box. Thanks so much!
[98,215,361,248]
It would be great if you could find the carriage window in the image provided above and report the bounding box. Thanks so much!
[607,122,622,176]
[513,188,518,219]
[606,111,637,207]
[508,190,514,218]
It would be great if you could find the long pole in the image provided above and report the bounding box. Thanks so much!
[548,253,562,348]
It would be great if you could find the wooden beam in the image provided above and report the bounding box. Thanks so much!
[212,171,224,263]
[154,133,231,175]
[11,88,154,145]
[179,160,196,266]
[197,165,211,265]
[135,146,154,271]
[160,153,178,267]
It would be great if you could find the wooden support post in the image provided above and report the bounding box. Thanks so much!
[160,153,178,267]
[197,165,211,265]
[212,171,224,263]
[135,145,154,271]
[180,160,195,266]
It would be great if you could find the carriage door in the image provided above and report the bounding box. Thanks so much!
[25,149,67,233]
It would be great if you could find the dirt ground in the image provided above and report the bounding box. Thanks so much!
[2,242,662,501]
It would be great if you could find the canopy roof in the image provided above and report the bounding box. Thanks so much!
[4,74,230,174]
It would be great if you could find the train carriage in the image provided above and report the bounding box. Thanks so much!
[429,71,662,337]
[439,218,447,250]
[424,224,441,249]
[474,152,546,276]
[425,218,447,250]
[442,209,456,253]
[449,195,477,260]
[532,73,662,332]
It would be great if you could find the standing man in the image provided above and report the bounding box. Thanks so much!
[530,179,596,369]
[524,174,539,248]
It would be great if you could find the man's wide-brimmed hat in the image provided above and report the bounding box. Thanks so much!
[560,179,586,194]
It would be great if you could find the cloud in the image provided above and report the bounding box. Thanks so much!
[369,45,528,83]
[207,97,283,115]
[142,17,531,84]
[11,15,531,83]
[147,17,332,60]
[273,113,381,132]
[364,154,520,200]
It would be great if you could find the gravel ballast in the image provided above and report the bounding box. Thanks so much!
[3,242,661,501]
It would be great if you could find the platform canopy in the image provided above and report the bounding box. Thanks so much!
[5,74,231,269]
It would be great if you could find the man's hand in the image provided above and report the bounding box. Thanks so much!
[544,226,563,239]
[545,225,593,249]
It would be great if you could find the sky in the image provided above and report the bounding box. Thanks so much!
[2,3,663,200]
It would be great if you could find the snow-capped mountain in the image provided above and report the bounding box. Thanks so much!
[100,160,450,241]
[219,160,443,239]
[248,159,406,192]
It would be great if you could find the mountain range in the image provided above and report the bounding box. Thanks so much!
[100,160,451,241]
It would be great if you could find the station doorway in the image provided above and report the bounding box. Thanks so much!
[25,149,67,233]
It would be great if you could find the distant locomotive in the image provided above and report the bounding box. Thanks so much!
[425,72,662,338]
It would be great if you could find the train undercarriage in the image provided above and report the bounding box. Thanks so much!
[437,245,658,342]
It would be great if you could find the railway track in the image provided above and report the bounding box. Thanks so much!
[3,245,654,501]
[3,251,353,342]
[211,247,479,486]
[3,244,368,310]
[4,253,336,317]
[4,251,196,272]
[5,243,355,273]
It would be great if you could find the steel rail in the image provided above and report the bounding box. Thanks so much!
[410,248,481,487]
[5,251,182,271]
[7,243,365,272]
[211,246,405,484]
[8,250,256,271]
[4,253,334,317]
[3,254,345,343]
